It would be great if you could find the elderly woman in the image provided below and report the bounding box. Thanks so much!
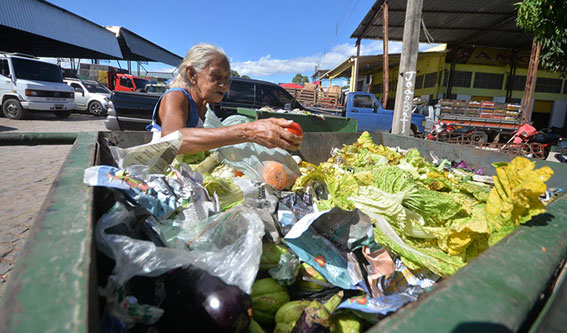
[148,43,302,154]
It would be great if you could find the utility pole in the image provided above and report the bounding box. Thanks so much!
[392,0,423,135]
[521,40,541,123]
[382,0,390,108]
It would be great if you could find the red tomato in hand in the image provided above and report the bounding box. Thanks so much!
[285,122,303,137]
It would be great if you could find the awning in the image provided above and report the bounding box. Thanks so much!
[106,26,183,67]
[351,0,532,50]
[0,0,122,59]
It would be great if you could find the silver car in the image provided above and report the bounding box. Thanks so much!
[64,78,111,116]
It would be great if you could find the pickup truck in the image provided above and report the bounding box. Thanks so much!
[343,92,426,134]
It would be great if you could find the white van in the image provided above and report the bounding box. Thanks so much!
[0,52,76,120]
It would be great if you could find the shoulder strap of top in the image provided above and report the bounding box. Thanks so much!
[146,88,199,131]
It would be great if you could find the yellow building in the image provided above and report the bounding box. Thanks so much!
[321,46,567,132]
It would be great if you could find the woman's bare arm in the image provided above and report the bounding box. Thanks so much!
[159,91,302,154]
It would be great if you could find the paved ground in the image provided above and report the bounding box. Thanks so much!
[0,110,106,297]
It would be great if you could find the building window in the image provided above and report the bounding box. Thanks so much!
[424,73,437,88]
[473,72,504,90]
[535,77,562,94]
[446,71,472,88]
[415,75,424,89]
[506,75,526,91]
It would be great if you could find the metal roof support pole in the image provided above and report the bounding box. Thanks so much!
[521,40,541,123]
[353,40,361,92]
[506,51,518,103]
[392,0,423,136]
[382,0,390,108]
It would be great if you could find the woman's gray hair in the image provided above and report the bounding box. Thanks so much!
[169,43,230,90]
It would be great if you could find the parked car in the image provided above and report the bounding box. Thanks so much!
[0,52,75,119]
[144,83,168,94]
[64,78,111,116]
[343,92,426,134]
[105,77,307,130]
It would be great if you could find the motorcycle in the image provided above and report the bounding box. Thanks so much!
[426,122,486,143]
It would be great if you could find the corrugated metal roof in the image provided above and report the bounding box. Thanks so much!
[351,0,531,49]
[0,0,122,58]
[106,26,183,67]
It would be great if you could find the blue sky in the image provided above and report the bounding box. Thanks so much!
[48,0,433,85]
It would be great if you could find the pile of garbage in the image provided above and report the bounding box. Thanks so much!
[85,120,555,332]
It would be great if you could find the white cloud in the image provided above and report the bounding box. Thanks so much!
[232,40,437,78]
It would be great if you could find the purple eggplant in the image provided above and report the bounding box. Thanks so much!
[159,266,252,333]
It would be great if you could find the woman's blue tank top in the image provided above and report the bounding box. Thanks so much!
[146,88,199,131]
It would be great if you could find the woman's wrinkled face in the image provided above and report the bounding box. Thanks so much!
[189,55,230,104]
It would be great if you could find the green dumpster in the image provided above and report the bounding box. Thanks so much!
[236,107,358,133]
[0,131,566,332]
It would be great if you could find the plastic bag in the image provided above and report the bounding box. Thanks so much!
[84,163,215,220]
[277,191,315,234]
[204,109,300,184]
[284,207,378,291]
[109,131,183,174]
[96,202,265,293]
[336,258,438,316]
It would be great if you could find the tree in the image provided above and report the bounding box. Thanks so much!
[231,70,250,79]
[292,73,309,84]
[516,0,567,74]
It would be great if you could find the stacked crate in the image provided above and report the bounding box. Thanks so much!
[439,99,481,117]
[505,104,522,120]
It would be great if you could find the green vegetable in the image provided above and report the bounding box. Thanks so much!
[293,132,553,277]
[203,176,244,210]
[274,300,312,333]
[330,312,363,333]
[251,278,290,325]
[295,263,328,291]
[291,291,343,332]
[486,157,553,245]
[260,242,290,271]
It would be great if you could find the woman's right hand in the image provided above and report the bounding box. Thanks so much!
[245,118,303,150]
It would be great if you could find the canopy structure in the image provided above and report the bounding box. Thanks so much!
[0,0,122,59]
[351,0,531,49]
[0,0,182,66]
[106,26,182,67]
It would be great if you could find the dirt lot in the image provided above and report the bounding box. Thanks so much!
[0,111,107,296]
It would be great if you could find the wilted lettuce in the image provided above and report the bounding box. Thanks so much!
[294,132,553,277]
[203,176,244,211]
[486,157,553,245]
